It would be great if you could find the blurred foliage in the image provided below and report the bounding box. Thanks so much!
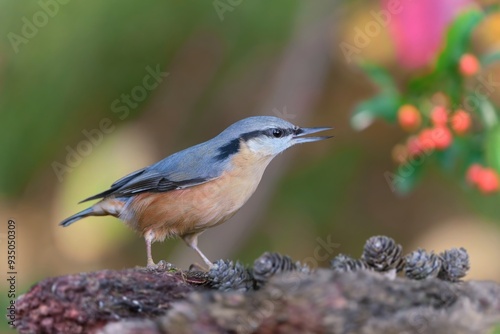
[409,9,484,101]
[0,0,299,196]
[351,8,500,195]
[351,63,400,126]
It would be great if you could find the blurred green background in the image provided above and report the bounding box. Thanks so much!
[1,1,500,332]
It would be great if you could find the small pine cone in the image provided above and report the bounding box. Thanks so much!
[404,249,442,280]
[253,252,309,288]
[438,247,470,282]
[362,236,404,272]
[330,254,369,272]
[206,259,254,292]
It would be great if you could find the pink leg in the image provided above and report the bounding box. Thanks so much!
[145,230,156,268]
[182,232,213,269]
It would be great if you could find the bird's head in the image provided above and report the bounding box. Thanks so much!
[215,116,332,160]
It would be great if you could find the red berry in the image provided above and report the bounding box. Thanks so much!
[398,104,421,132]
[432,126,453,150]
[466,164,483,185]
[431,106,448,126]
[477,168,499,194]
[451,110,471,135]
[418,128,435,151]
[459,54,480,77]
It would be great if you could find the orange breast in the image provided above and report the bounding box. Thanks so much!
[123,143,273,242]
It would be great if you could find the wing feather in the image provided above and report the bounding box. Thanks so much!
[79,137,229,203]
[79,169,215,203]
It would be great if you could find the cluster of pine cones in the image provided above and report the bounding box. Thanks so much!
[203,235,470,292]
[331,236,470,282]
[205,252,310,292]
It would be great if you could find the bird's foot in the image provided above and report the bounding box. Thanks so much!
[146,260,174,271]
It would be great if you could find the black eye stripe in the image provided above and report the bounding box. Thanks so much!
[216,127,297,161]
[238,128,294,142]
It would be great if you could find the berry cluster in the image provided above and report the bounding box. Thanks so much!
[352,9,500,196]
[389,50,500,195]
[397,104,471,159]
[396,54,479,141]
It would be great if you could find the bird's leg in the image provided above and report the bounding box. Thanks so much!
[145,230,156,268]
[182,232,214,269]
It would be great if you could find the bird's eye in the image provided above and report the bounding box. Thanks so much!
[272,128,284,138]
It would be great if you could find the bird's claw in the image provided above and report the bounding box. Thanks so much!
[146,260,174,271]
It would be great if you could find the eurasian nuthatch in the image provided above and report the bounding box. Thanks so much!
[60,116,332,268]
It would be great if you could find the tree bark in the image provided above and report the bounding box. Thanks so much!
[14,265,500,334]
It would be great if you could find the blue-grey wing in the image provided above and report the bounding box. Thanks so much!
[79,141,227,203]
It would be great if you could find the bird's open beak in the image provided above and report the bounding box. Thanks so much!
[292,127,333,144]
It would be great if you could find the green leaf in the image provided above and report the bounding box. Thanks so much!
[359,62,397,94]
[406,71,437,96]
[435,9,484,74]
[481,51,500,67]
[350,93,400,130]
[485,125,500,173]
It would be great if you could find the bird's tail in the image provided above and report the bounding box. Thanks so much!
[59,207,94,227]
